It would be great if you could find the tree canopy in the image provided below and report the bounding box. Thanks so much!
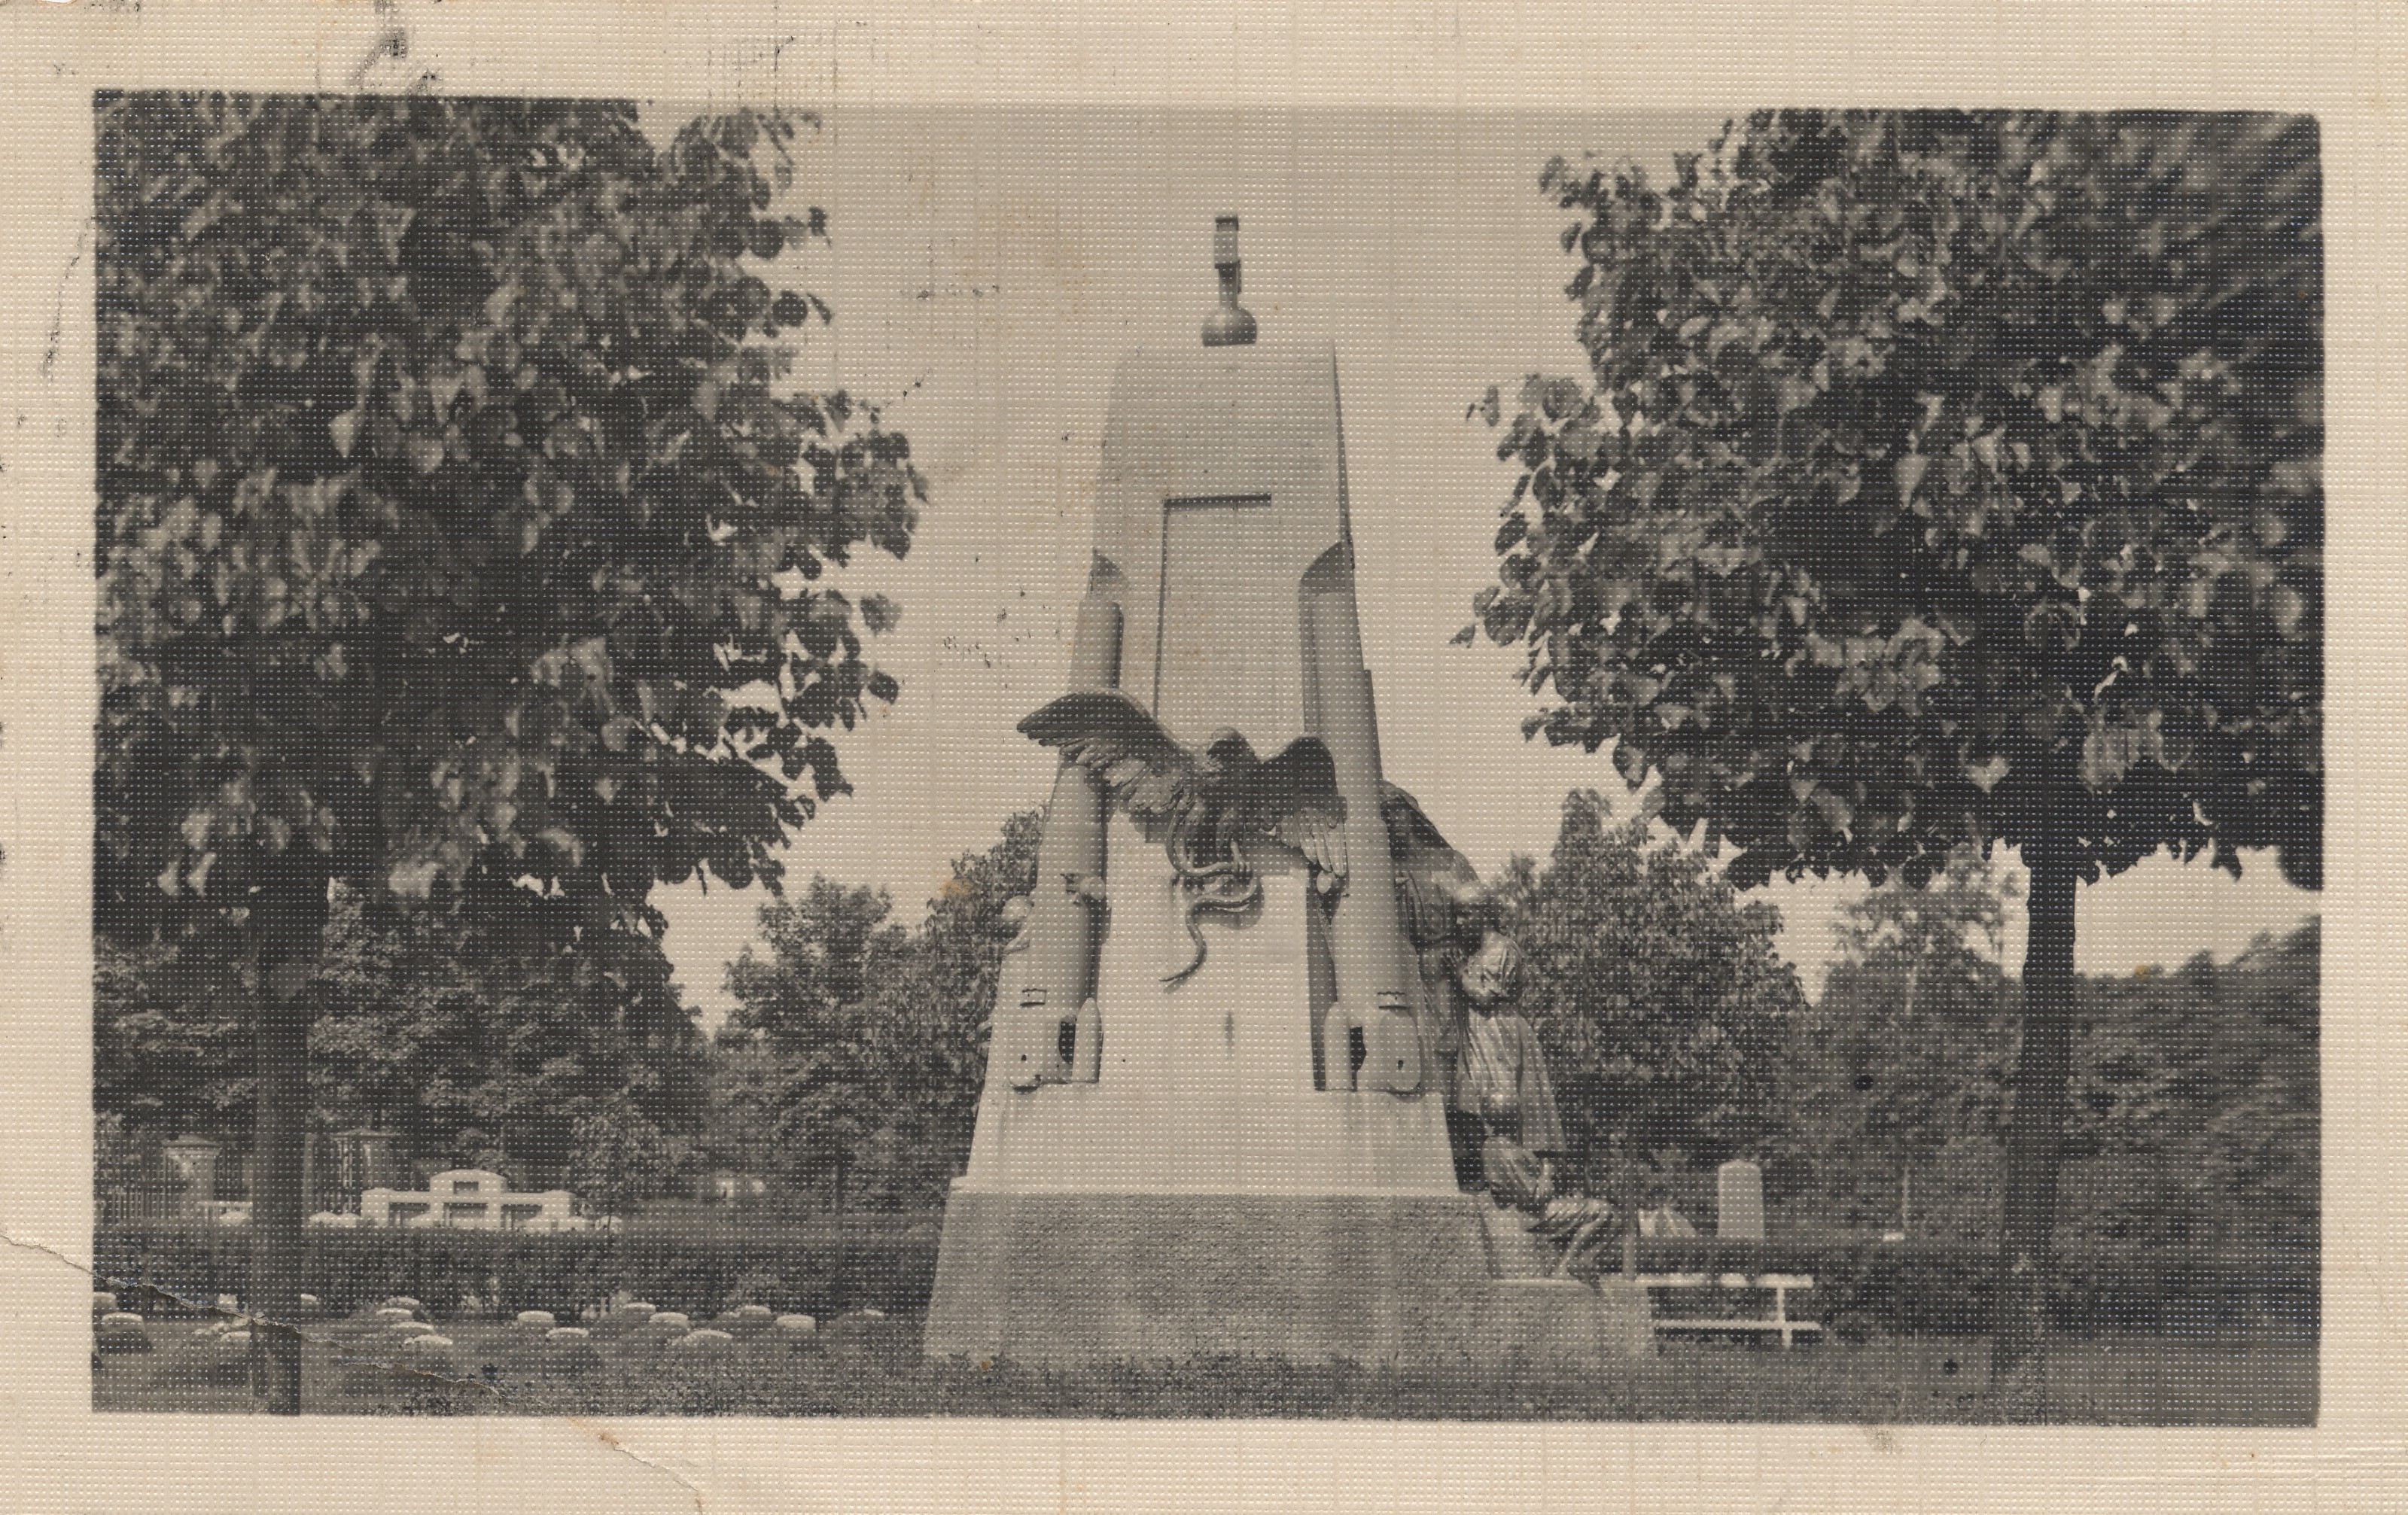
[717,811,1040,1207]
[96,889,710,1188]
[97,93,923,940]
[1470,110,2318,893]
[1773,847,2018,1237]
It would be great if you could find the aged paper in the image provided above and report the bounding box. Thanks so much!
[4,2,2403,1510]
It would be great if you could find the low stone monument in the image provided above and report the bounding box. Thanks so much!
[1717,1158,1767,1242]
[93,1312,154,1354]
[161,1136,221,1224]
[540,1327,602,1375]
[925,220,1647,1370]
[670,1328,736,1359]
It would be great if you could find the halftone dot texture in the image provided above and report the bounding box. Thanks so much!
[89,97,2315,1425]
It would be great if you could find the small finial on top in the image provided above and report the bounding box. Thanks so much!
[1202,214,1258,347]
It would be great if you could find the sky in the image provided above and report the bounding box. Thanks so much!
[647,105,2318,1027]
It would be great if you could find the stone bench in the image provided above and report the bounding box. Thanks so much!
[1640,1272,1822,1349]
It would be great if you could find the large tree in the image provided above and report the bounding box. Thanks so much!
[1470,111,2319,1373]
[96,93,921,1408]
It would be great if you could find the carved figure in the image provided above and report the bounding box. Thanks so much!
[1018,690,1348,984]
[1371,781,1624,1276]
[1381,783,1490,1098]
[1451,929,1620,1277]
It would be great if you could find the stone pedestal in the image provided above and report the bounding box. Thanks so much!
[927,1191,1491,1366]
[926,1191,1652,1370]
[1477,1276,1655,1370]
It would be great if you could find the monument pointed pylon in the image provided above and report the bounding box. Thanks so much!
[924,220,1649,1368]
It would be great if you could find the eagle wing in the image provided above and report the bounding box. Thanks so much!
[1222,738,1349,878]
[1017,690,1200,827]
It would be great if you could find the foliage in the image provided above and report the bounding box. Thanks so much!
[1471,109,2321,1369]
[1774,915,2319,1254]
[95,1220,936,1322]
[94,887,711,1182]
[95,921,254,1141]
[717,811,1041,1206]
[96,92,922,1404]
[1505,792,1806,1196]
[96,91,923,936]
[562,1097,697,1217]
[1773,847,2019,1237]
[2058,920,2318,1252]
[1470,110,2319,893]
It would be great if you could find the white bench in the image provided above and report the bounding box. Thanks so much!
[1639,1272,1822,1349]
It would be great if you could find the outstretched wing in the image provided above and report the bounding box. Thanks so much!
[1221,738,1348,877]
[1018,690,1199,826]
[1382,783,1484,950]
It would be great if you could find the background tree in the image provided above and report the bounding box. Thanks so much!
[1774,847,2017,1237]
[1505,792,1805,1211]
[96,887,711,1191]
[563,1095,697,1219]
[2057,920,2317,1254]
[96,93,922,1408]
[1470,111,2319,1372]
[718,811,1038,1208]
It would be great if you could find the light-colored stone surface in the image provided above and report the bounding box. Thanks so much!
[544,1325,591,1342]
[954,342,1454,1202]
[1716,1158,1766,1241]
[514,1310,557,1331]
[925,1189,1602,1367]
[671,1328,736,1354]
[773,1314,816,1334]
[93,1315,153,1352]
[1475,1276,1655,1368]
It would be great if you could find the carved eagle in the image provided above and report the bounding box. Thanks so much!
[1018,690,1348,984]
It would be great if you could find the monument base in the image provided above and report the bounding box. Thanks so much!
[924,1189,1652,1370]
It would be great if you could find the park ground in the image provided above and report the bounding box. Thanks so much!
[93,1309,2314,1425]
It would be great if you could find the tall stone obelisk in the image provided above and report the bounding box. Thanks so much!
[924,221,1642,1367]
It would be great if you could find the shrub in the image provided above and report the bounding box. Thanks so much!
[95,1221,936,1321]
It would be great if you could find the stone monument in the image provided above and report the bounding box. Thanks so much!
[1716,1158,1767,1242]
[161,1135,222,1224]
[924,221,1648,1368]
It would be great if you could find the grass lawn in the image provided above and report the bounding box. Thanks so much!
[94,1310,2314,1424]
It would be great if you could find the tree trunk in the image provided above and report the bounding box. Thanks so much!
[1992,833,2078,1380]
[247,862,328,1415]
